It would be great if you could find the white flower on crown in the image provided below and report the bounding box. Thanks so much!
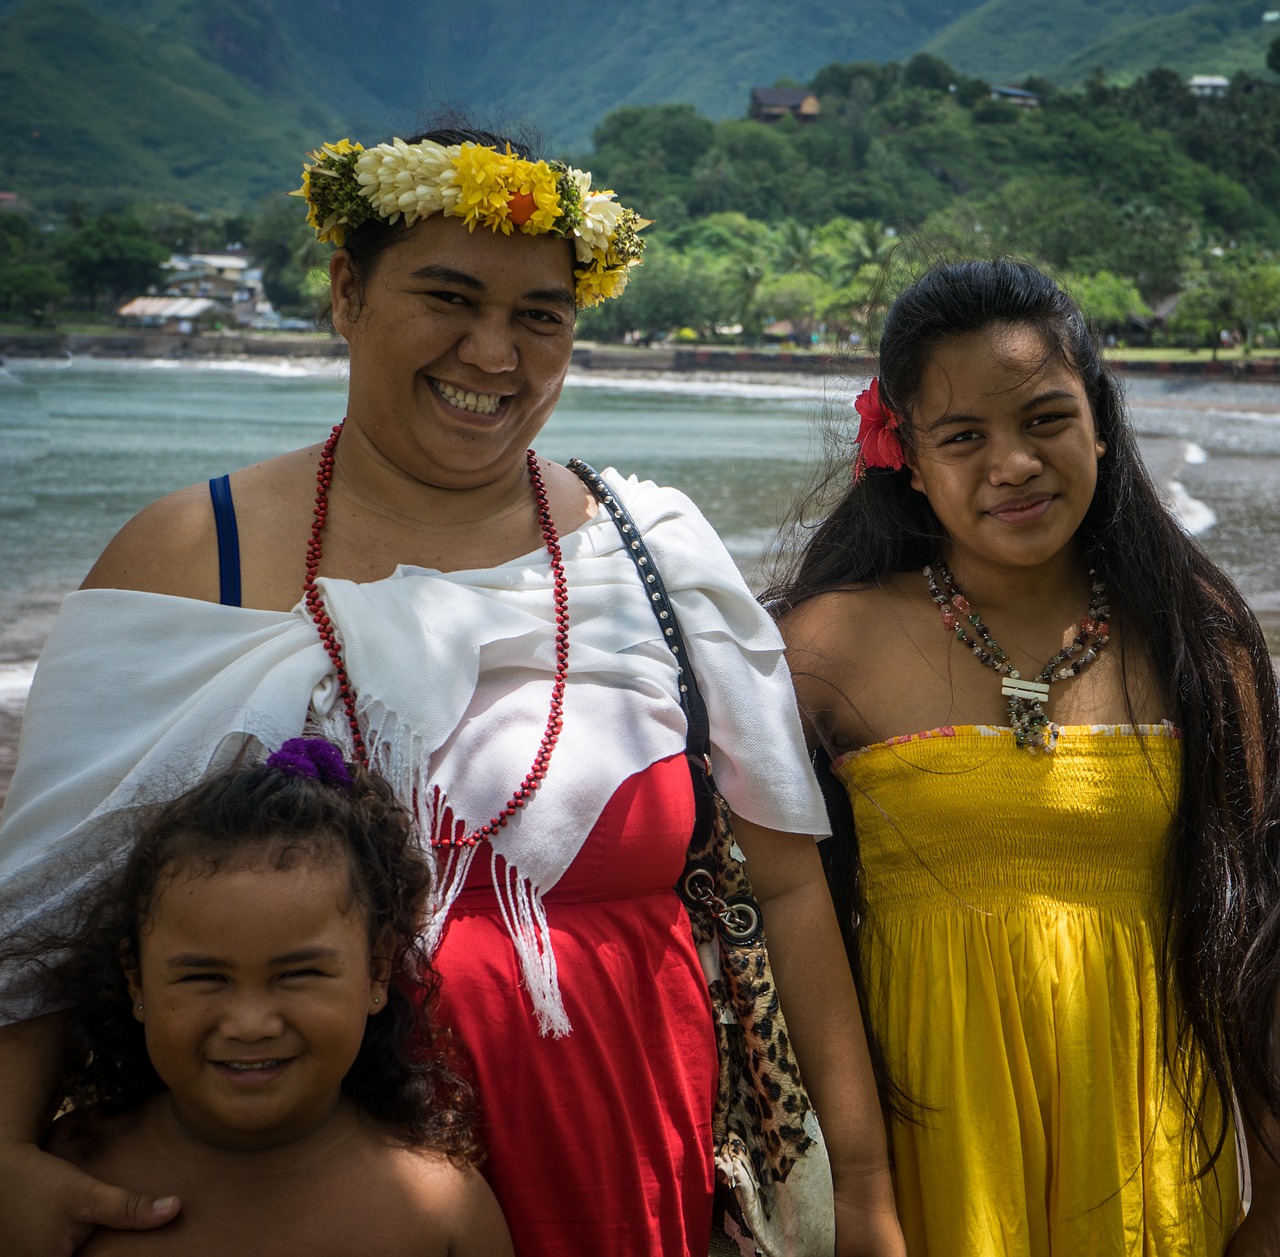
[354,138,462,227]
[565,168,623,262]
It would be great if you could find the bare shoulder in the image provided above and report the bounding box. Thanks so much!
[780,575,935,752]
[80,481,222,599]
[374,1145,513,1257]
[780,584,903,655]
[540,457,599,534]
[79,445,320,602]
[778,578,911,742]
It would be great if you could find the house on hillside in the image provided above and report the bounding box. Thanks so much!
[1187,75,1230,97]
[989,85,1042,108]
[117,295,229,333]
[749,87,821,123]
[161,251,264,325]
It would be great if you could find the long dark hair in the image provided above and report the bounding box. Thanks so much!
[768,257,1280,1165]
[8,743,478,1160]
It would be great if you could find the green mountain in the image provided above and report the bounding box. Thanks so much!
[926,0,1275,85]
[1,0,1275,213]
[0,0,364,210]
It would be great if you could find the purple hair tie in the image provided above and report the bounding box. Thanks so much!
[266,737,353,790]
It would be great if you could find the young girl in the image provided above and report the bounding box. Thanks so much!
[13,737,512,1256]
[772,259,1280,1254]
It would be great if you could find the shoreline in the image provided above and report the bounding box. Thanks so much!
[4,331,1280,382]
[2,346,1278,806]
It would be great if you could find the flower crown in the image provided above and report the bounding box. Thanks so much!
[852,378,906,482]
[293,137,647,309]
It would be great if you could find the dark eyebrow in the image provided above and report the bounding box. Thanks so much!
[926,389,1081,434]
[271,947,342,966]
[407,264,484,291]
[166,953,229,969]
[926,412,979,434]
[407,264,576,311]
[164,946,342,969]
[523,286,577,312]
[1021,389,1078,409]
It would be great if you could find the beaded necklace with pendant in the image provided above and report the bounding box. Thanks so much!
[923,557,1109,752]
[303,421,569,845]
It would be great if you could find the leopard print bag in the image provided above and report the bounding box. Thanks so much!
[570,461,836,1257]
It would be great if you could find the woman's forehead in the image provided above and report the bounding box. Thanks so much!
[385,214,576,292]
[920,324,1078,405]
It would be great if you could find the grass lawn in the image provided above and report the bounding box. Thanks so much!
[1107,345,1280,364]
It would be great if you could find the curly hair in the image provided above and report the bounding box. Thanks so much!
[14,745,479,1161]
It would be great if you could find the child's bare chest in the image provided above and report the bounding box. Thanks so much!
[67,1133,454,1257]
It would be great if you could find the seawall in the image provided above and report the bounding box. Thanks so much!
[3,332,1279,380]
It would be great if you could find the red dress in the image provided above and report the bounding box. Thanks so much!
[433,753,718,1256]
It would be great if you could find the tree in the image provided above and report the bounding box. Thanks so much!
[811,218,895,287]
[1167,279,1230,354]
[586,104,715,219]
[771,221,817,274]
[1268,34,1280,78]
[903,53,954,93]
[1064,271,1150,335]
[62,213,166,311]
[755,271,832,343]
[0,261,67,323]
[578,243,727,340]
[248,196,325,313]
[1230,252,1280,349]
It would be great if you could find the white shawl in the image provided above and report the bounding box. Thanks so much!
[0,471,827,1032]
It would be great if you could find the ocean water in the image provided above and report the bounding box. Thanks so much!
[2,356,1279,708]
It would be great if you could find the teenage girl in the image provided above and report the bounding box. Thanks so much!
[772,259,1280,1254]
[9,737,512,1256]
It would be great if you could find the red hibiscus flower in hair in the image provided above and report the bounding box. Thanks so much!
[852,377,905,482]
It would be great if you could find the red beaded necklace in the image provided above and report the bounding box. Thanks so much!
[303,421,570,847]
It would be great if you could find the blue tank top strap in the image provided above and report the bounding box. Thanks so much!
[207,474,242,607]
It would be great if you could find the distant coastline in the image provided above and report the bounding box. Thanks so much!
[4,330,1280,382]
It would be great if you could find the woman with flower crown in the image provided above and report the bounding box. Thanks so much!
[0,128,903,1256]
[771,258,1280,1254]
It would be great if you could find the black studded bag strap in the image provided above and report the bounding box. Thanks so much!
[565,464,834,1252]
[566,459,725,869]
[566,459,711,758]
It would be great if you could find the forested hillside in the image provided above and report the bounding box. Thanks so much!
[926,0,1271,85]
[575,58,1280,346]
[1,0,1275,210]
[3,3,1279,348]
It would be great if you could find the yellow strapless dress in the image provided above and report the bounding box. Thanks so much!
[833,725,1238,1256]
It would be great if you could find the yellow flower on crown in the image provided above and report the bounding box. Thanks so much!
[448,144,562,236]
[293,134,647,306]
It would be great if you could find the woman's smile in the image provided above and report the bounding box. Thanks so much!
[984,493,1055,525]
[429,378,508,418]
[330,214,576,490]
